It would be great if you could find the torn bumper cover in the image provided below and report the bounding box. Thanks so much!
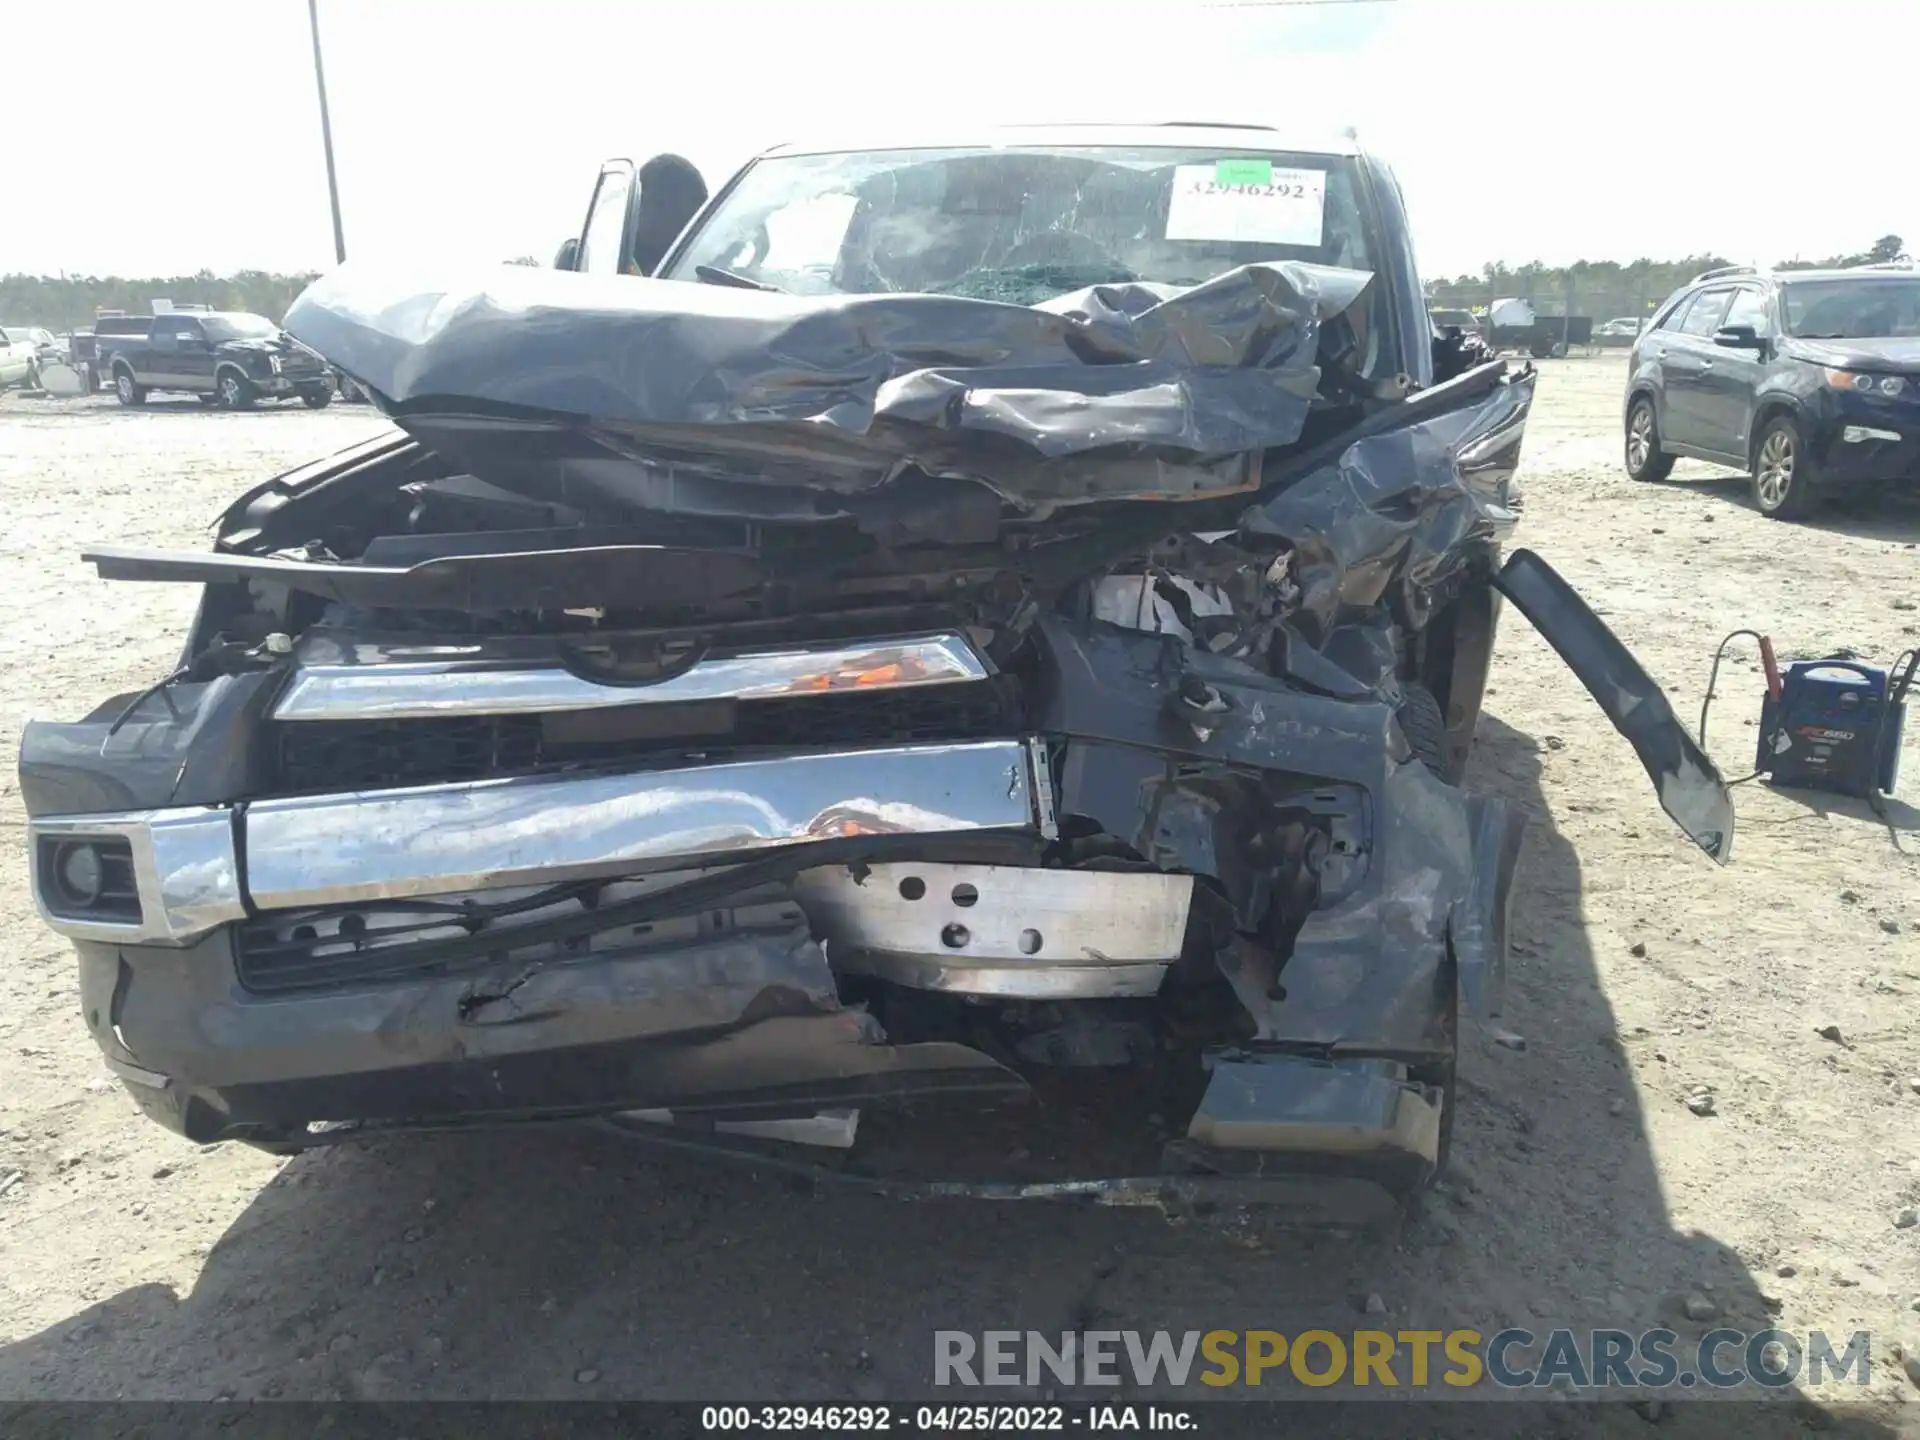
[70,905,1029,1150]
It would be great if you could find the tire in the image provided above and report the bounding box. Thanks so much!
[216,368,255,410]
[1397,681,1449,778]
[112,368,147,407]
[1752,414,1821,520]
[300,387,333,409]
[1624,395,1673,482]
[23,361,39,391]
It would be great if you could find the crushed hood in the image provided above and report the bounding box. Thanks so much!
[281,259,1375,516]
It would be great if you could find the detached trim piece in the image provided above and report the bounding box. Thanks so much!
[1494,548,1734,863]
[271,633,991,722]
[29,739,1048,944]
[81,542,764,613]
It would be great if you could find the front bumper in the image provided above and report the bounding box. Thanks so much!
[74,914,1439,1221]
[36,715,1466,1193]
[251,371,330,395]
[71,906,1036,1145]
[29,739,1051,944]
[1822,422,1920,484]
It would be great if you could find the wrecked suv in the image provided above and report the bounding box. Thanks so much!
[22,125,1732,1219]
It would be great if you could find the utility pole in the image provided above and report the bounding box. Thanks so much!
[308,0,347,264]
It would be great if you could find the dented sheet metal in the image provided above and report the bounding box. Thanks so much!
[1239,363,1530,646]
[281,259,1373,512]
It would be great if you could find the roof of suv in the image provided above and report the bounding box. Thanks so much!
[759,122,1365,161]
[1776,267,1918,283]
[1690,266,1918,288]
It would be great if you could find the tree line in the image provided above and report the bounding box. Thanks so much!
[1,235,1909,332]
[0,270,321,331]
[1426,236,1909,320]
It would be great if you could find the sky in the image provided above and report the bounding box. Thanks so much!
[4,0,1917,280]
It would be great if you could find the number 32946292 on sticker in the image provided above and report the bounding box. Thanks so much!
[1165,161,1327,246]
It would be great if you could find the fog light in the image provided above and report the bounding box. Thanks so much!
[55,842,105,905]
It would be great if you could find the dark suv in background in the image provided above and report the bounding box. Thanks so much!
[1622,264,1920,518]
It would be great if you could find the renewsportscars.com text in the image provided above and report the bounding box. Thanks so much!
[934,1328,1871,1391]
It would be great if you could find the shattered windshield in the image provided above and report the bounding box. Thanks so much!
[201,313,279,342]
[662,146,1375,307]
[1781,279,1920,338]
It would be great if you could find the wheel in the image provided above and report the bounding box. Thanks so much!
[299,387,333,409]
[23,361,39,390]
[112,368,146,406]
[216,368,255,410]
[1397,681,1450,779]
[1752,415,1821,520]
[1624,396,1673,482]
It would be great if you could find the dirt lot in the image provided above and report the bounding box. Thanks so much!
[0,365,1917,1431]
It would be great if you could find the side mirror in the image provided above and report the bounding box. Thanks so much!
[553,237,580,271]
[1713,324,1763,349]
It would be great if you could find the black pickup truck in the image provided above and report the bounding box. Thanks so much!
[102,312,333,409]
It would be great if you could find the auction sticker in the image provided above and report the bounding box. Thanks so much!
[1165,161,1326,245]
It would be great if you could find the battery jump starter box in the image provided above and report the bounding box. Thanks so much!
[1757,659,1906,799]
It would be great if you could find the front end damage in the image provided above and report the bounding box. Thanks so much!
[22,262,1730,1214]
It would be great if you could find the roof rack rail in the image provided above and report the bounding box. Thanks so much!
[1846,259,1917,270]
[1157,121,1278,129]
[1691,264,1759,283]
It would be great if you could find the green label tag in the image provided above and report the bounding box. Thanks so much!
[1214,158,1272,187]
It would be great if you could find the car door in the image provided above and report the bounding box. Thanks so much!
[574,160,637,277]
[1692,285,1774,461]
[1657,287,1735,451]
[0,328,27,386]
[171,318,218,392]
[145,318,188,388]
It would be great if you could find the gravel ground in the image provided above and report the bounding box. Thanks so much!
[0,367,1916,1434]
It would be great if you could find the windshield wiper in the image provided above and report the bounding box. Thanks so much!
[695,264,783,294]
